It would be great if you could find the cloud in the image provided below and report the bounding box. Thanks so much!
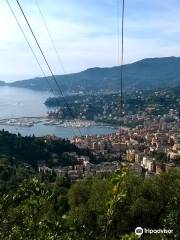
[0,0,180,82]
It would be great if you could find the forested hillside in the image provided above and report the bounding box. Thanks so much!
[8,57,180,92]
[0,131,179,239]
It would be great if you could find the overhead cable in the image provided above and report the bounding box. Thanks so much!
[15,0,83,136]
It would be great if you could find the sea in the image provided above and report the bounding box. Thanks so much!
[0,86,116,139]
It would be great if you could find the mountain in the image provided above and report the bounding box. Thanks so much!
[8,56,180,92]
[0,81,5,86]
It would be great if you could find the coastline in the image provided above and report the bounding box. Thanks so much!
[0,116,118,130]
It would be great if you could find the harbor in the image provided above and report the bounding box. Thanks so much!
[0,117,97,128]
[0,88,117,138]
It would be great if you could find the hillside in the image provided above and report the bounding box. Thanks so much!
[0,81,5,86]
[8,56,180,92]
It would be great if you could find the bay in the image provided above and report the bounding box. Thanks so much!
[0,86,116,138]
[0,86,50,118]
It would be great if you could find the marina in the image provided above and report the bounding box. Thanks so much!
[0,117,97,128]
[0,87,116,138]
[0,121,116,138]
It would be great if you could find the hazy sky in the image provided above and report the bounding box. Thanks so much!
[1,0,180,82]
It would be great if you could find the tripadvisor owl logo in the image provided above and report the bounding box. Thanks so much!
[135,227,143,237]
[135,227,173,237]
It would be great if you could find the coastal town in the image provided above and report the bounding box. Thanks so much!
[38,108,180,181]
[0,87,179,182]
[1,0,180,237]
[36,86,180,181]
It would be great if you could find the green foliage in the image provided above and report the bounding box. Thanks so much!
[121,233,138,240]
[0,130,89,168]
[153,151,168,162]
[161,169,180,239]
[0,177,66,240]
[106,167,180,239]
[67,178,113,239]
[0,131,179,240]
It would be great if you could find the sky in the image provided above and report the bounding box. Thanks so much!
[1,0,180,82]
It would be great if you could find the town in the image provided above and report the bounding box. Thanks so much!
[38,107,180,181]
[45,86,180,127]
[30,86,178,181]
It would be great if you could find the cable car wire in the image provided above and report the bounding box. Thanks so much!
[15,0,83,136]
[6,0,55,94]
[117,0,125,117]
[6,0,77,136]
[35,0,66,74]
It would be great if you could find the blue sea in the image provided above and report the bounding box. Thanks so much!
[0,86,116,138]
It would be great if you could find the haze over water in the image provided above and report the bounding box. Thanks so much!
[0,86,50,118]
[0,86,116,138]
